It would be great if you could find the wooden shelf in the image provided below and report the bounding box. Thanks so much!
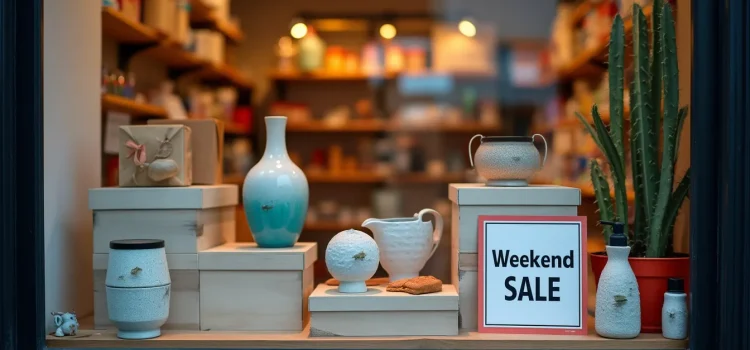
[189,63,254,89]
[306,171,385,183]
[559,180,636,202]
[224,122,251,135]
[142,41,205,69]
[46,326,687,349]
[223,173,245,185]
[101,94,167,118]
[101,7,160,44]
[271,70,396,82]
[286,120,500,133]
[304,221,362,232]
[287,120,388,132]
[190,0,244,43]
[557,5,653,81]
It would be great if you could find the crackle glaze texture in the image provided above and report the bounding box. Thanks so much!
[662,292,688,340]
[243,116,309,248]
[325,229,379,293]
[472,140,542,186]
[106,247,170,288]
[363,209,443,282]
[107,284,171,339]
[595,246,641,338]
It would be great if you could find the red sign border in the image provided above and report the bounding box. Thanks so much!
[477,215,588,335]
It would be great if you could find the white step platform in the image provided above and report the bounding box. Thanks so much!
[198,242,317,332]
[448,184,581,330]
[308,284,459,337]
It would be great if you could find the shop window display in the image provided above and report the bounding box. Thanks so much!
[1,0,749,349]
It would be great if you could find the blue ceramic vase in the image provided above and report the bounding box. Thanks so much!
[243,116,308,248]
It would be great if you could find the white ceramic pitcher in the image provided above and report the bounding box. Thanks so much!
[361,208,443,282]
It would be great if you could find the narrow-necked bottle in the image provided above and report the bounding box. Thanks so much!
[662,278,688,339]
[595,221,641,338]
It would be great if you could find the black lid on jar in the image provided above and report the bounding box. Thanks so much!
[667,278,685,293]
[110,239,165,250]
[482,136,533,142]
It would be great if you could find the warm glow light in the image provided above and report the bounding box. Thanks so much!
[290,22,308,39]
[458,20,476,37]
[379,23,397,40]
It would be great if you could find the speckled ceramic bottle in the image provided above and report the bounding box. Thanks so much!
[105,239,170,340]
[595,221,641,339]
[243,116,308,248]
[662,278,688,340]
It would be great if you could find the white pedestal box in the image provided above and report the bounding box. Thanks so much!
[198,242,317,331]
[93,253,200,330]
[308,284,459,337]
[448,184,581,330]
[88,185,238,254]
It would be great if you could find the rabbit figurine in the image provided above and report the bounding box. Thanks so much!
[52,311,79,337]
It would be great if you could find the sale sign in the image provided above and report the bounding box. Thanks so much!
[477,216,587,335]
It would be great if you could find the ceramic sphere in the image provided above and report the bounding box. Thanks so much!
[325,229,380,293]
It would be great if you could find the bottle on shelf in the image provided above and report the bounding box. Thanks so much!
[662,278,688,340]
[595,220,641,339]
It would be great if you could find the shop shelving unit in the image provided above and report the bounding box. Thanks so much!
[99,0,254,187]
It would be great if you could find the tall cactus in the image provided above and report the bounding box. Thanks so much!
[578,3,691,258]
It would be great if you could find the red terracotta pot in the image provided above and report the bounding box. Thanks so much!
[590,252,690,333]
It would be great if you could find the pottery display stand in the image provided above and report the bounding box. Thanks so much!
[197,242,317,331]
[308,284,459,336]
[89,185,239,330]
[448,184,581,330]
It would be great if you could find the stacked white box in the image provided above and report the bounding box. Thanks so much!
[198,242,317,331]
[89,185,238,330]
[449,184,581,330]
[308,284,459,337]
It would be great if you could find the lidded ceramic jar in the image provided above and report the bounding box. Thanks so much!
[325,229,380,293]
[106,239,171,340]
[468,134,547,187]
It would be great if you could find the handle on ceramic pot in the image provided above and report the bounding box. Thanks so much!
[418,208,444,260]
[532,134,548,166]
[468,134,484,168]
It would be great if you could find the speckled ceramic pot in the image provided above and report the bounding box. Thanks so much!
[106,285,170,339]
[105,239,171,339]
[243,116,309,248]
[362,208,443,282]
[106,239,170,288]
[468,134,547,186]
[325,229,380,293]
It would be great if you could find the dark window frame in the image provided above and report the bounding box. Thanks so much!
[1,0,748,349]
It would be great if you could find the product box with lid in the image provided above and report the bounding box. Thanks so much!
[89,185,238,254]
[308,284,459,337]
[198,242,317,331]
[448,184,581,330]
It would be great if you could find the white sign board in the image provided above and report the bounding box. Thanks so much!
[478,215,588,335]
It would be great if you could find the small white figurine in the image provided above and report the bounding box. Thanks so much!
[52,311,79,337]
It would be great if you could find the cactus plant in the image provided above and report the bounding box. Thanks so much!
[575,2,690,258]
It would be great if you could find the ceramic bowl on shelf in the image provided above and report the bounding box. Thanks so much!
[468,134,548,187]
[325,229,380,293]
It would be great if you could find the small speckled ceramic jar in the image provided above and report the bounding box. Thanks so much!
[106,239,171,339]
[325,229,380,293]
[468,134,547,186]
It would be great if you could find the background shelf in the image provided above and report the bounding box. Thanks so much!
[100,94,167,118]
